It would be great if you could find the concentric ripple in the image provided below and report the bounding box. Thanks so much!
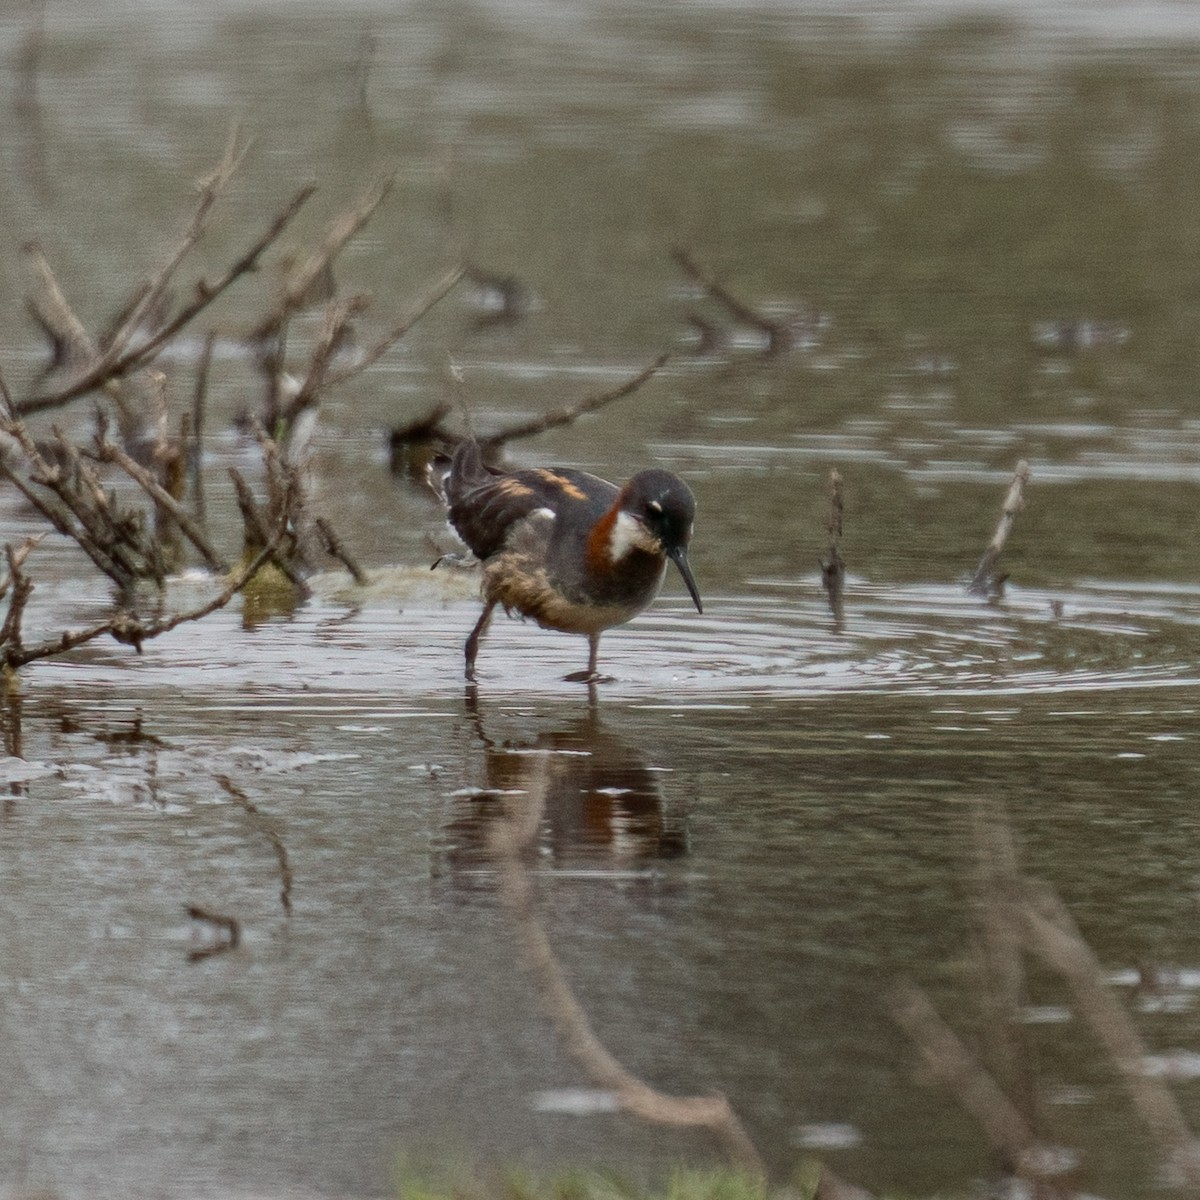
[26,572,1200,707]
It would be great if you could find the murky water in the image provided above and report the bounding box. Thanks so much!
[5,2,1200,1197]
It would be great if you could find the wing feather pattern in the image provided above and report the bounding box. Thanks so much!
[440,440,616,561]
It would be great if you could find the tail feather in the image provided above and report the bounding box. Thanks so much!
[450,437,492,486]
[427,438,497,505]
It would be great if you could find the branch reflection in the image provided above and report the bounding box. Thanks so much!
[442,692,766,1179]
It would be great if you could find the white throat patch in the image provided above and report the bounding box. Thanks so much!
[608,510,658,561]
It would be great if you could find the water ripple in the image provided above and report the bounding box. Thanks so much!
[26,576,1200,706]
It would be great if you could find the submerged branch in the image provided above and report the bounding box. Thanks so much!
[215,774,294,916]
[185,904,242,963]
[891,979,1040,1178]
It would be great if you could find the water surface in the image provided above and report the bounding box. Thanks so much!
[5,3,1200,1197]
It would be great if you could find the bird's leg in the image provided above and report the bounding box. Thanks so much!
[565,633,611,684]
[464,601,495,682]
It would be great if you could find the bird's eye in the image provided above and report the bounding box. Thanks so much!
[647,499,663,514]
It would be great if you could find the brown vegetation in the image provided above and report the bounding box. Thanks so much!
[0,130,462,676]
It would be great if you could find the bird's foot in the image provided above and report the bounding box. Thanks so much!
[564,669,614,684]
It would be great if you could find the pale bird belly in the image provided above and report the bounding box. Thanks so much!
[483,557,664,635]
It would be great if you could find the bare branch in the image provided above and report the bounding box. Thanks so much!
[321,262,465,390]
[103,124,249,367]
[228,467,311,598]
[25,241,100,372]
[968,460,1030,599]
[1,531,285,672]
[47,426,158,585]
[18,181,318,415]
[478,351,672,451]
[0,544,36,659]
[90,433,229,574]
[0,418,148,586]
[671,245,795,355]
[0,535,44,602]
[315,517,367,585]
[272,172,394,326]
[0,460,95,561]
[287,292,371,413]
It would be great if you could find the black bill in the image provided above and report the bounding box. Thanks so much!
[667,545,703,614]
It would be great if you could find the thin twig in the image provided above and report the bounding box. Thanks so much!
[18,182,318,414]
[671,245,793,355]
[1,531,285,672]
[287,292,371,413]
[0,545,35,660]
[315,518,368,585]
[190,331,216,530]
[0,535,44,602]
[90,433,228,574]
[321,262,465,390]
[253,173,395,342]
[478,351,671,450]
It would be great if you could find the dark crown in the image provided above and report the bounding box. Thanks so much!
[622,470,696,551]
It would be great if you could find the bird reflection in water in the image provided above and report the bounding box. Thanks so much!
[439,700,687,879]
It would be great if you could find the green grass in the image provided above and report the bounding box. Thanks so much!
[394,1162,779,1200]
[390,1157,976,1200]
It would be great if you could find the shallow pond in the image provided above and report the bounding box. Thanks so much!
[5,2,1200,1198]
